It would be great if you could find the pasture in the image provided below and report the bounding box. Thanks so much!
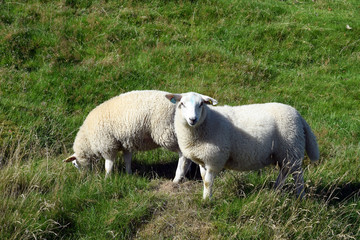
[0,0,359,239]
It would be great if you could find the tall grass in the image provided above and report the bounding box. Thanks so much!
[0,151,162,239]
[0,0,359,239]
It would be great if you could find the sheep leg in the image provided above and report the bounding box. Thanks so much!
[123,151,132,174]
[173,152,192,183]
[274,167,290,191]
[105,159,114,178]
[203,168,218,200]
[200,165,206,182]
[292,168,305,199]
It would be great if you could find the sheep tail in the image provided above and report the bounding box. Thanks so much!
[301,116,320,162]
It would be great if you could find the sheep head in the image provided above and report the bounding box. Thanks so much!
[63,154,80,169]
[166,92,218,127]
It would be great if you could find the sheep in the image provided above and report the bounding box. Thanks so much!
[64,90,191,183]
[165,92,319,199]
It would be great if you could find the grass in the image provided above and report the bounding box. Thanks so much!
[1,0,359,239]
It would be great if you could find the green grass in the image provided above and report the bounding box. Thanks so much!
[1,0,359,239]
[0,157,162,239]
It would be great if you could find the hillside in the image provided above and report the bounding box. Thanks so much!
[1,0,359,239]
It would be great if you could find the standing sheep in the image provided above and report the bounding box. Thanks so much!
[166,92,319,199]
[64,90,191,183]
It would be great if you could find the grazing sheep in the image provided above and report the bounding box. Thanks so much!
[64,90,191,182]
[166,92,319,199]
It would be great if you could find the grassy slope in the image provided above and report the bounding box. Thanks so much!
[0,0,359,239]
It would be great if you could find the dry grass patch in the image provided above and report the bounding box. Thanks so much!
[135,180,215,240]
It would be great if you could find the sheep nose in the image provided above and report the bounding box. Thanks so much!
[189,117,197,125]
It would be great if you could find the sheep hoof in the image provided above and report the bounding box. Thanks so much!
[172,177,185,184]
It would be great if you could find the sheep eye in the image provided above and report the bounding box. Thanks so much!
[180,102,185,108]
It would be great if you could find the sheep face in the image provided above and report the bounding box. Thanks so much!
[72,159,80,169]
[63,154,81,170]
[166,92,218,127]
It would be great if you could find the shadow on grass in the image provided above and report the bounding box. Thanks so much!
[131,158,202,181]
[219,171,360,205]
[311,182,360,205]
[116,158,360,205]
[255,180,360,205]
[271,180,360,204]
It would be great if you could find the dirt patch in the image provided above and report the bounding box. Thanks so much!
[135,180,215,239]
[154,180,201,196]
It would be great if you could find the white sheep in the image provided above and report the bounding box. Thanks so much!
[166,92,319,199]
[64,90,191,182]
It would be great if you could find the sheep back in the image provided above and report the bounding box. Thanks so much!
[224,103,317,170]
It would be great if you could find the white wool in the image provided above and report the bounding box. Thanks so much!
[167,92,319,199]
[66,90,191,182]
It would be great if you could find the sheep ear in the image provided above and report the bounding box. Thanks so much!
[165,94,182,104]
[64,155,77,163]
[201,95,218,106]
